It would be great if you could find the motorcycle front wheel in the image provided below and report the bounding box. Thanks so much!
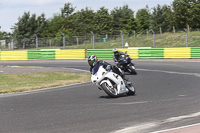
[128,65,137,75]
[126,83,136,95]
[101,82,119,98]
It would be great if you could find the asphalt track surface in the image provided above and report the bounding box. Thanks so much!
[0,59,200,133]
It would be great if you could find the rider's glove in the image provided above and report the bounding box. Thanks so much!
[105,65,111,71]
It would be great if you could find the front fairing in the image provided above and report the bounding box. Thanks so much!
[91,65,128,94]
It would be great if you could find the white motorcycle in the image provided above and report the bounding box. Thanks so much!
[91,65,136,98]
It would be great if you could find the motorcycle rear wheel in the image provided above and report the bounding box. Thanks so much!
[101,82,119,98]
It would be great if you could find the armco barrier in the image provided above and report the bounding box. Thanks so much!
[28,50,55,60]
[87,48,196,59]
[138,48,164,59]
[118,49,138,59]
[0,49,85,60]
[0,48,200,60]
[55,49,85,59]
[164,48,191,58]
[87,49,139,59]
[191,47,200,58]
[1,51,28,60]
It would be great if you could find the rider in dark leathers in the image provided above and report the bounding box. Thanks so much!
[113,48,125,68]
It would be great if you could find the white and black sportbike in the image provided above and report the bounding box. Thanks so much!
[91,64,136,98]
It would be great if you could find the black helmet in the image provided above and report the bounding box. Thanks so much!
[88,55,98,66]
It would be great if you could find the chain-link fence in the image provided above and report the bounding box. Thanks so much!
[1,29,200,51]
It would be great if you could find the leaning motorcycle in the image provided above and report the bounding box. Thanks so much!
[114,51,137,75]
[91,64,136,98]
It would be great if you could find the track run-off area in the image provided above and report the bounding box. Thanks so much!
[0,59,200,133]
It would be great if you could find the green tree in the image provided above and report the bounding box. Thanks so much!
[111,5,134,33]
[35,13,48,37]
[61,3,76,17]
[64,7,95,36]
[14,12,48,48]
[150,4,173,32]
[125,16,137,35]
[14,12,35,48]
[190,0,200,28]
[93,7,113,35]
[46,14,63,37]
[172,0,200,28]
[136,6,150,32]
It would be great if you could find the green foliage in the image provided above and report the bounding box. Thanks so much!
[111,5,135,34]
[125,16,137,35]
[172,0,200,28]
[13,12,49,48]
[136,6,151,32]
[61,3,76,17]
[93,7,113,35]
[0,31,8,39]
[47,14,63,37]
[7,0,200,49]
[150,4,173,32]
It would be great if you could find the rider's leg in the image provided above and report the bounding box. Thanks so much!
[112,65,129,81]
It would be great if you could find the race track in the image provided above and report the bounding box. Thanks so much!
[0,59,200,133]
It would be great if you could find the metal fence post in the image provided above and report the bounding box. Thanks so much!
[90,31,95,49]
[150,29,155,48]
[10,36,14,50]
[34,34,38,50]
[61,32,66,49]
[120,30,124,48]
[184,28,188,47]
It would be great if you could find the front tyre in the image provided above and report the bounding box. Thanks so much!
[128,66,137,75]
[101,82,119,98]
[126,83,136,95]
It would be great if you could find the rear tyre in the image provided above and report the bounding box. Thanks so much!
[101,82,119,98]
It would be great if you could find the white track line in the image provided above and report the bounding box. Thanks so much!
[0,82,91,98]
[112,112,200,133]
[151,123,200,133]
[138,68,200,77]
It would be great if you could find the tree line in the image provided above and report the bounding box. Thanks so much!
[1,0,200,47]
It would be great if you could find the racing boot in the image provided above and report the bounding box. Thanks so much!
[120,74,131,87]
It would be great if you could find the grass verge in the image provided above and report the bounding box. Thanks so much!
[0,72,91,94]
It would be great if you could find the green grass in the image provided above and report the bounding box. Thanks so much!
[65,31,200,49]
[0,72,91,94]
[2,31,200,51]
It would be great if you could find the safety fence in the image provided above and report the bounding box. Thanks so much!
[0,48,200,60]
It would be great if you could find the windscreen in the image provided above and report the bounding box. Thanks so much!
[92,64,103,75]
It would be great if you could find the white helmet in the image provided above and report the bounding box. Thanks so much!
[113,48,118,53]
